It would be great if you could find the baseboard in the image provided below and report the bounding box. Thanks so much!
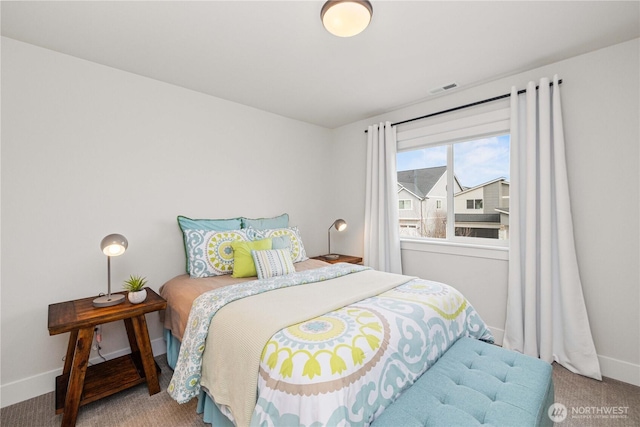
[598,354,640,386]
[487,325,504,346]
[486,326,639,386]
[0,337,167,409]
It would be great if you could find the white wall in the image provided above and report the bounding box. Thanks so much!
[330,38,640,386]
[0,37,336,406]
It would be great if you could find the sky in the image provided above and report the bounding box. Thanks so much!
[397,134,510,188]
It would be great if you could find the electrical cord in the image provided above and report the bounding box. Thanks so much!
[96,346,107,362]
[95,326,107,362]
[60,325,107,367]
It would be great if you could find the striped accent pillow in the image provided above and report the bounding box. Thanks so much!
[251,249,295,280]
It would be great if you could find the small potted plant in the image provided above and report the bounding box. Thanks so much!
[123,274,148,304]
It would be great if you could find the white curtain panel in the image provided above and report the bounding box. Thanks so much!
[504,75,601,380]
[364,122,402,274]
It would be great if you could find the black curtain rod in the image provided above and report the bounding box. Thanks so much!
[364,79,562,133]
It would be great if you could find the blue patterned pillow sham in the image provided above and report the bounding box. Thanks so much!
[182,229,252,278]
[178,215,242,231]
[241,213,289,230]
[177,215,243,273]
[245,226,308,263]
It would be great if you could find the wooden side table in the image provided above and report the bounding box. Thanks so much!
[312,254,363,265]
[48,288,167,427]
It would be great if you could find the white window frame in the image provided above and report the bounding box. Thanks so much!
[396,108,510,249]
[398,199,413,210]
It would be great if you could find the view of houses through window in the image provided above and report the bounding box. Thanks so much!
[396,134,510,241]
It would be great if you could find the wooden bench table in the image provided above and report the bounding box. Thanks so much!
[48,289,166,427]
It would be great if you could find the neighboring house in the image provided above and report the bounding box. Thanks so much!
[398,168,509,239]
[454,178,510,239]
[397,166,462,238]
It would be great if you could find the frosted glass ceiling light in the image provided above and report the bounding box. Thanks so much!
[321,0,373,37]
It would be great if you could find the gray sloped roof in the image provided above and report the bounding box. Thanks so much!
[397,166,446,198]
[397,182,425,199]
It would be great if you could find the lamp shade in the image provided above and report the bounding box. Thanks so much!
[332,219,348,232]
[321,0,373,37]
[100,233,128,257]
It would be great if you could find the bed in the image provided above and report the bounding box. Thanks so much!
[161,215,494,426]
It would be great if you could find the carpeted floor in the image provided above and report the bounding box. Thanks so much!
[2,355,639,426]
[551,363,639,426]
[1,355,199,427]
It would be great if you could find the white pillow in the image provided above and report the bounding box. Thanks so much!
[252,249,296,280]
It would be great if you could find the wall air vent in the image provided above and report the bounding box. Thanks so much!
[429,82,459,95]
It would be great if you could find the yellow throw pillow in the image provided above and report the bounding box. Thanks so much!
[231,238,272,278]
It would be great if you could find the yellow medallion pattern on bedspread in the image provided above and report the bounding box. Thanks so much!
[201,268,412,427]
[259,306,390,395]
[169,264,493,427]
[251,279,493,426]
[168,264,392,409]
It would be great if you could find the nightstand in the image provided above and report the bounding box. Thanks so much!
[48,288,167,427]
[312,254,363,264]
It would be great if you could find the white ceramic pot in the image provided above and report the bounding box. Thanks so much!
[128,289,147,304]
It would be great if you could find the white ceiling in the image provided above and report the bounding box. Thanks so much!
[2,1,639,129]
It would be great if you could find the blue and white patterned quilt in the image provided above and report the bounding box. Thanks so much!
[168,264,493,426]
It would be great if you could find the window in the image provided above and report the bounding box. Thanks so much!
[398,199,412,210]
[395,107,511,245]
[466,199,483,209]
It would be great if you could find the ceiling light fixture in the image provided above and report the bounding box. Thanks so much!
[321,0,373,38]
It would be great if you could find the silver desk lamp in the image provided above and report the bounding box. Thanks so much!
[324,219,347,260]
[93,233,128,307]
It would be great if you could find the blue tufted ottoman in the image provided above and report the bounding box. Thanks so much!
[372,337,554,427]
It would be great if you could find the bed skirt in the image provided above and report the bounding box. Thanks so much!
[164,329,234,427]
